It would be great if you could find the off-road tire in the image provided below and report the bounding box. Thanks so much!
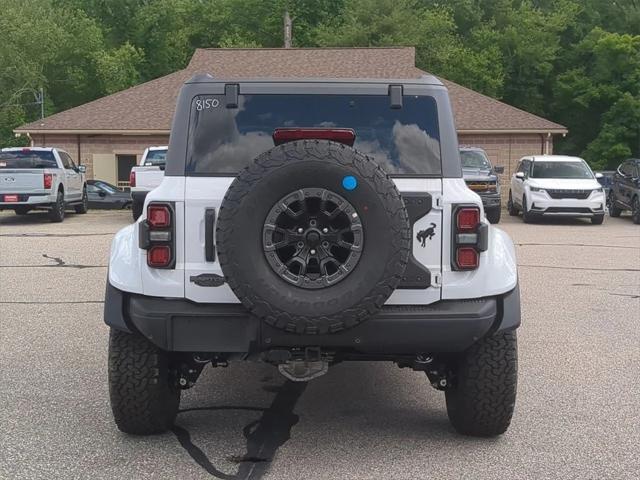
[521,195,534,223]
[132,199,143,221]
[108,329,180,435]
[507,191,518,216]
[216,140,411,335]
[49,190,65,223]
[485,206,501,224]
[591,214,604,225]
[14,206,30,215]
[74,187,89,214]
[632,196,640,224]
[445,331,518,437]
[608,192,622,217]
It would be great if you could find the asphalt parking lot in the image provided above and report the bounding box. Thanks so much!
[0,210,639,480]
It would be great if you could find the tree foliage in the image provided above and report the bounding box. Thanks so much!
[1,0,638,167]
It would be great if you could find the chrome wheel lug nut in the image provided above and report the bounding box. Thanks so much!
[310,249,316,255]
[297,227,304,233]
[322,228,328,233]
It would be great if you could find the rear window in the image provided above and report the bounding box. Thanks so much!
[531,161,594,179]
[186,94,441,176]
[144,149,167,166]
[0,150,57,169]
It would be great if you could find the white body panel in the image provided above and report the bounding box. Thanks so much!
[440,178,518,299]
[110,174,518,304]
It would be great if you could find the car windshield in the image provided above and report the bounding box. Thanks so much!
[186,94,442,175]
[460,150,491,170]
[144,150,167,166]
[0,150,57,169]
[94,182,119,194]
[531,161,594,179]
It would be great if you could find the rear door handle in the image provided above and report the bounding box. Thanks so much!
[205,208,216,261]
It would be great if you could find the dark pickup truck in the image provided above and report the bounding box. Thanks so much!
[460,147,503,224]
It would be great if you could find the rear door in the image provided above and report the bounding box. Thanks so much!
[58,151,82,200]
[183,88,443,305]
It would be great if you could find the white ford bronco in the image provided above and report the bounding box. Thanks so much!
[105,75,521,438]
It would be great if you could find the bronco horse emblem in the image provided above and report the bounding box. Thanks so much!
[416,223,437,247]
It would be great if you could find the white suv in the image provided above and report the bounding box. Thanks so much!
[105,76,521,438]
[508,155,606,224]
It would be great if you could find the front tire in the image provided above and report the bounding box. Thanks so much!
[132,199,143,221]
[521,195,534,223]
[485,206,501,224]
[507,191,518,216]
[108,329,180,435]
[445,331,518,437]
[74,187,89,214]
[608,192,622,217]
[632,196,640,224]
[49,190,65,223]
[14,206,30,215]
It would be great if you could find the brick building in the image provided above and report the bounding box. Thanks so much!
[15,47,566,198]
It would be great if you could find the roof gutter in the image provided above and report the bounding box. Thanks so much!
[457,128,568,135]
[13,129,171,135]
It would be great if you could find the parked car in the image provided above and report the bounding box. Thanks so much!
[105,75,521,438]
[129,146,167,220]
[508,155,606,224]
[608,158,640,224]
[459,146,504,224]
[0,147,88,222]
[87,180,132,209]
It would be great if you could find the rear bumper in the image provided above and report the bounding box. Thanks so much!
[528,191,606,216]
[104,282,521,355]
[0,193,56,208]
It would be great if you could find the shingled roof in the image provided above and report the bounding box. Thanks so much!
[16,47,566,134]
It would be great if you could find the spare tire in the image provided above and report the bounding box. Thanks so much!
[216,140,410,335]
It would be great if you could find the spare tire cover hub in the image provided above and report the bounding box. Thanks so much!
[216,140,410,335]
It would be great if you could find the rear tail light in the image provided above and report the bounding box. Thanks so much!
[139,202,174,269]
[43,173,52,189]
[272,128,356,146]
[148,204,171,228]
[147,245,172,268]
[129,170,136,187]
[456,207,480,232]
[452,205,487,271]
[456,247,479,269]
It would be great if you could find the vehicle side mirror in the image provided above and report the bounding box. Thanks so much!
[494,166,505,174]
[98,191,107,197]
[77,165,87,174]
[595,172,603,179]
[515,172,525,180]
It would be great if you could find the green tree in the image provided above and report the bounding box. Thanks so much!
[552,28,640,167]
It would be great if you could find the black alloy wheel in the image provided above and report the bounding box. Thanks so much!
[263,188,363,289]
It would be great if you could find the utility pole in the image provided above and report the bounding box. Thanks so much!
[34,88,44,119]
[284,10,292,48]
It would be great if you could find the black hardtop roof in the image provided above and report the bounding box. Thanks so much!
[185,73,444,87]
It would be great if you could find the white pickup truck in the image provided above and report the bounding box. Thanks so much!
[0,147,88,222]
[129,146,167,220]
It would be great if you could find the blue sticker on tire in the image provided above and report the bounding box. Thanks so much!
[342,175,358,191]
